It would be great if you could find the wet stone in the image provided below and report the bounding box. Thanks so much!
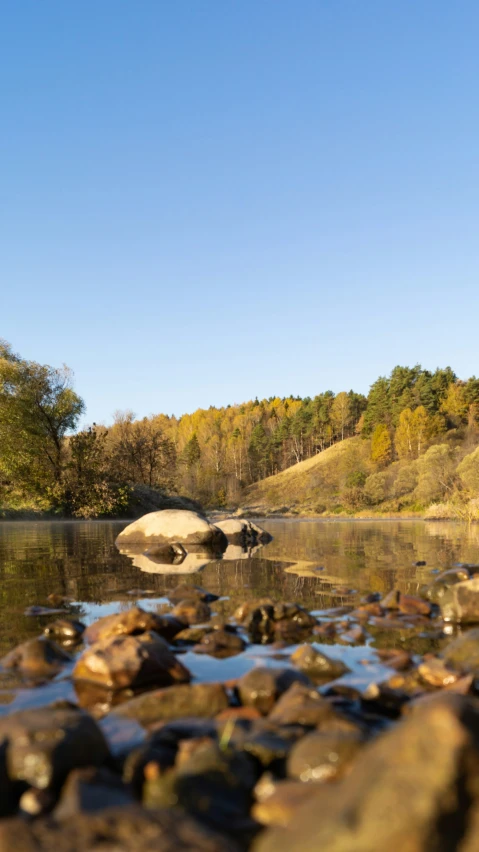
[113,682,229,727]
[1,636,72,680]
[172,598,212,625]
[73,631,191,691]
[193,628,247,658]
[290,644,350,682]
[44,619,85,644]
[440,577,479,624]
[0,703,110,792]
[85,606,184,644]
[253,777,320,828]
[268,682,341,727]
[442,628,479,674]
[237,667,311,716]
[287,728,363,782]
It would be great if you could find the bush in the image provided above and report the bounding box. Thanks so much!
[364,472,388,505]
[393,462,419,497]
[457,446,479,494]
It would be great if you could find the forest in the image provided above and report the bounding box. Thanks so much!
[1,339,479,519]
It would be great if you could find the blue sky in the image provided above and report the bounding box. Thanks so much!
[2,1,478,424]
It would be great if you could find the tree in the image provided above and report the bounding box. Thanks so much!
[0,341,84,496]
[370,424,392,467]
[457,447,479,494]
[331,392,350,441]
[395,406,430,460]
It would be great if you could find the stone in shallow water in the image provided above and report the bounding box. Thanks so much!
[112,683,229,727]
[84,606,183,644]
[0,804,237,851]
[441,627,479,674]
[441,578,479,623]
[115,509,227,548]
[253,777,323,827]
[193,628,246,658]
[53,767,134,819]
[237,667,311,716]
[44,619,85,644]
[73,632,191,691]
[0,703,110,792]
[1,636,72,679]
[291,645,350,682]
[268,682,340,727]
[171,598,212,625]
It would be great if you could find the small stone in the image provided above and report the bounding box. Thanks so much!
[73,632,190,690]
[1,636,72,679]
[167,584,219,604]
[172,598,212,625]
[85,606,184,644]
[237,667,310,715]
[54,767,134,819]
[268,682,339,727]
[441,578,479,623]
[290,645,350,682]
[193,629,246,658]
[44,619,85,644]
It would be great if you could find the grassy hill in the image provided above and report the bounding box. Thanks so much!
[240,433,479,520]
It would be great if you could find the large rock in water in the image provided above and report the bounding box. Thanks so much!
[440,577,479,623]
[115,510,227,549]
[214,518,272,546]
[254,693,479,852]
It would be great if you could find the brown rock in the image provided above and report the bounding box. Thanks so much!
[287,729,363,782]
[0,804,237,851]
[113,682,229,727]
[193,628,246,658]
[237,667,310,715]
[54,767,133,819]
[168,584,219,604]
[291,645,350,682]
[1,636,72,679]
[85,606,183,644]
[73,632,190,690]
[253,778,320,827]
[268,682,339,727]
[172,599,211,625]
[44,619,85,644]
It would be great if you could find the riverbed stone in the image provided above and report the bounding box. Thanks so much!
[54,766,134,819]
[0,804,238,851]
[84,606,184,644]
[115,509,227,548]
[254,693,479,852]
[1,636,72,679]
[44,619,85,644]
[193,628,246,658]
[425,567,471,603]
[172,598,211,625]
[287,728,363,782]
[290,645,350,682]
[113,682,229,727]
[440,577,479,623]
[253,777,321,827]
[237,667,310,715]
[73,632,191,690]
[268,682,339,727]
[0,704,110,793]
[441,628,479,674]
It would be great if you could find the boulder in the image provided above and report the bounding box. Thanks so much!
[214,519,272,546]
[115,510,227,549]
[73,632,191,690]
[287,728,363,782]
[290,645,350,682]
[440,577,479,623]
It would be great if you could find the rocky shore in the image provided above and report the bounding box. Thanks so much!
[2,516,479,849]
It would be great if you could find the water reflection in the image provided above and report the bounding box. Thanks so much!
[0,518,478,656]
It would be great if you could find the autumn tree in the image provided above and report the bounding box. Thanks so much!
[395,406,430,460]
[370,424,392,467]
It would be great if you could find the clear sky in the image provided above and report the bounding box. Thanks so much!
[2,1,478,424]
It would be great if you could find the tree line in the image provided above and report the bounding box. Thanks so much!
[1,339,478,517]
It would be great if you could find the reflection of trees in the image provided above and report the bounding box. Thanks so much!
[0,519,478,654]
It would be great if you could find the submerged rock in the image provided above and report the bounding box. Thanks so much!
[73,632,191,690]
[113,683,229,727]
[115,509,227,549]
[1,636,72,679]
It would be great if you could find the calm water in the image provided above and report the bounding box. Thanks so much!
[0,518,478,714]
